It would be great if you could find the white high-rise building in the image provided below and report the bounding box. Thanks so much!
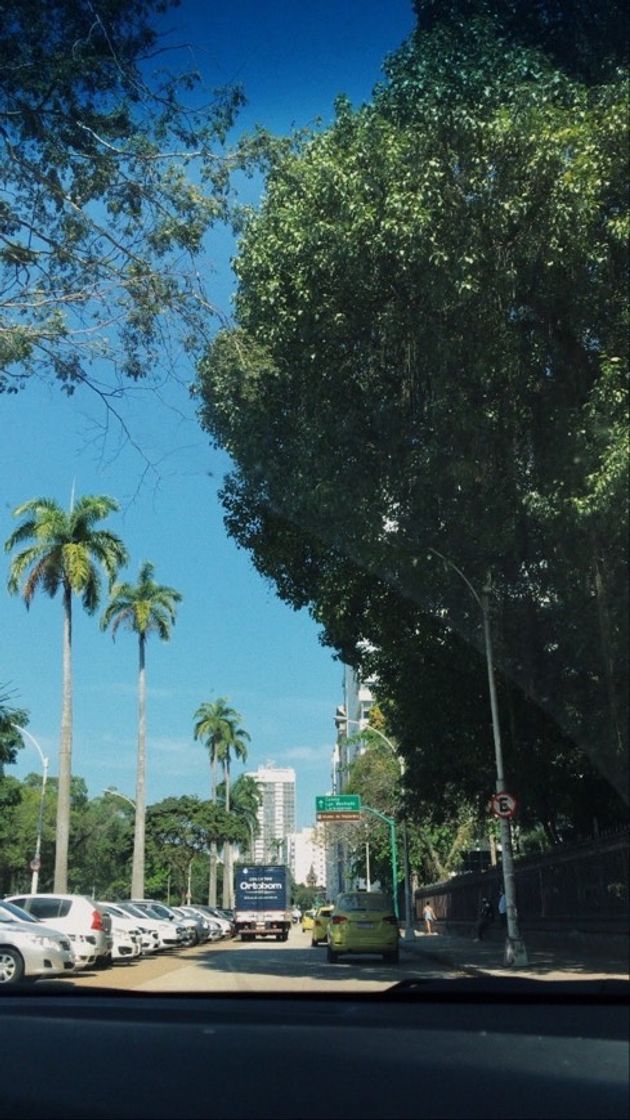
[287,827,327,889]
[246,764,296,864]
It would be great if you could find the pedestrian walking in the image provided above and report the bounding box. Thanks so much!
[422,901,437,935]
[498,888,507,928]
[473,897,494,941]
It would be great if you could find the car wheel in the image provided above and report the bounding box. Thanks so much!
[0,947,25,985]
[383,950,399,965]
[94,953,112,970]
[311,937,317,947]
[327,943,339,964]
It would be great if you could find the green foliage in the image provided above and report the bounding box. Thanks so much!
[0,687,27,771]
[146,794,247,903]
[5,495,128,610]
[0,0,258,393]
[101,561,182,641]
[197,7,628,834]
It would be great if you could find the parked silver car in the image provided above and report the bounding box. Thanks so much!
[178,905,223,942]
[7,893,113,970]
[0,905,75,985]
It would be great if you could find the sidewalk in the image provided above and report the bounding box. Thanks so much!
[399,926,629,981]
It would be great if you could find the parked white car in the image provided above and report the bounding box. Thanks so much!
[100,903,159,955]
[115,902,183,950]
[0,904,75,985]
[97,906,142,963]
[7,893,113,970]
[130,900,195,945]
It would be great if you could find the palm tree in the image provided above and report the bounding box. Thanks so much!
[5,495,127,891]
[219,773,261,861]
[216,715,250,908]
[100,561,181,899]
[193,697,239,906]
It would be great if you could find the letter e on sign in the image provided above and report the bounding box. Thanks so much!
[491,792,518,819]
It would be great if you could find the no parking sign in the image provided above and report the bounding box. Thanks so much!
[490,791,518,819]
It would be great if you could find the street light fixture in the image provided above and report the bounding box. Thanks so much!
[12,725,48,894]
[103,787,136,809]
[427,547,528,967]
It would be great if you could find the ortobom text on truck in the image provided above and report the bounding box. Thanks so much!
[234,865,292,942]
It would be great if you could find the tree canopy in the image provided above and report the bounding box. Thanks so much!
[0,0,257,396]
[197,3,629,831]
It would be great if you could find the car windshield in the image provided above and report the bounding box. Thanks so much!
[0,0,627,1004]
[0,901,39,924]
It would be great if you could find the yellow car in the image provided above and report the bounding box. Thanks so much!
[311,904,334,946]
[327,892,399,964]
[301,909,315,932]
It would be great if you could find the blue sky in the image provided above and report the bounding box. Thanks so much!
[1,1,416,828]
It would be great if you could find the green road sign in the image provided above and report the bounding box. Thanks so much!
[316,794,361,812]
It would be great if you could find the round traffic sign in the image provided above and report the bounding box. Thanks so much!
[29,858,41,872]
[490,791,518,819]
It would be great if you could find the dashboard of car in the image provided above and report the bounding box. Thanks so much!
[0,979,627,1119]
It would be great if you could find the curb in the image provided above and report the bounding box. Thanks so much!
[400,937,488,978]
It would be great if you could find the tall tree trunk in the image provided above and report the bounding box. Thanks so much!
[131,633,146,898]
[208,751,217,906]
[54,583,72,891]
[222,756,231,908]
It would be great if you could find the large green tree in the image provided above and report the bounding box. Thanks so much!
[196,4,628,829]
[146,795,246,905]
[5,494,127,889]
[101,561,182,898]
[0,0,257,398]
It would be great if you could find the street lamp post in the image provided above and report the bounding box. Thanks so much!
[12,725,49,894]
[103,788,136,897]
[427,548,528,967]
[335,713,414,940]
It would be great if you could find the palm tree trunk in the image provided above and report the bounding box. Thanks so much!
[54,583,73,891]
[222,756,231,908]
[131,633,146,898]
[209,752,217,906]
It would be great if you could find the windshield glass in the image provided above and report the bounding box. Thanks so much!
[0,901,38,924]
[0,0,627,1000]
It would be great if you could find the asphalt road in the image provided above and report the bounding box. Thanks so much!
[49,925,458,993]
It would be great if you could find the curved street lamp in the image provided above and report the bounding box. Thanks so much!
[427,547,528,967]
[103,787,136,809]
[335,713,414,941]
[12,725,49,894]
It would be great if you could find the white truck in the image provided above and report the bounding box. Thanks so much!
[234,864,292,942]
